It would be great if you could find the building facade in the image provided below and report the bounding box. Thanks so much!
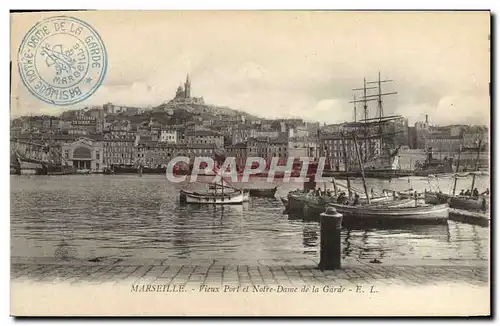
[61,137,104,171]
[184,130,224,148]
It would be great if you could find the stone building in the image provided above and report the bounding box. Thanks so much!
[184,130,224,148]
[61,137,104,171]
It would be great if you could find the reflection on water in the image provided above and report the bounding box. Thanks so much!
[11,175,489,263]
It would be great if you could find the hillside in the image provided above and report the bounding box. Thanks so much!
[152,102,261,121]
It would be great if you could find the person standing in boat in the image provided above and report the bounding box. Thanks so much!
[353,194,360,206]
[473,188,479,198]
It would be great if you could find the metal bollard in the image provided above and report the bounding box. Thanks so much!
[318,207,343,270]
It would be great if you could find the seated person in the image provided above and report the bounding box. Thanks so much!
[459,189,465,196]
[352,194,360,206]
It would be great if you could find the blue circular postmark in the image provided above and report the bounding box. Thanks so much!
[17,16,107,106]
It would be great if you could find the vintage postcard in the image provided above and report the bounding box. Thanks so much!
[10,10,490,316]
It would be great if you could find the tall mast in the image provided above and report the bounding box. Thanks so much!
[366,71,396,160]
[341,131,352,199]
[350,73,397,165]
[353,94,357,123]
[353,133,370,204]
[470,139,482,195]
[452,144,462,196]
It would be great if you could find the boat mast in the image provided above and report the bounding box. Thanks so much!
[353,133,371,204]
[353,94,357,123]
[366,72,397,164]
[340,131,352,199]
[350,72,397,165]
[452,144,462,196]
[469,139,482,196]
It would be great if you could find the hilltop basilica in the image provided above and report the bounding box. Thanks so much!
[167,74,205,105]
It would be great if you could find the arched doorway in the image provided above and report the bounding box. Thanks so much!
[73,146,92,170]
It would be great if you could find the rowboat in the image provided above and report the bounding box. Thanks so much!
[329,203,449,223]
[180,189,245,204]
[244,186,278,198]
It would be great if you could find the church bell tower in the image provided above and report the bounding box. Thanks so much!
[184,74,191,98]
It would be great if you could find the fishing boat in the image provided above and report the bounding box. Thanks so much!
[285,189,391,216]
[180,189,245,204]
[208,182,250,202]
[330,203,449,222]
[243,186,278,198]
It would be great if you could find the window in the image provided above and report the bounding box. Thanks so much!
[96,151,100,160]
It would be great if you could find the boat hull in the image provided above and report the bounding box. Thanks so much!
[286,192,391,217]
[181,190,244,205]
[330,203,449,223]
[246,187,278,198]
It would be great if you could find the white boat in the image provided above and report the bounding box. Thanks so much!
[180,189,245,204]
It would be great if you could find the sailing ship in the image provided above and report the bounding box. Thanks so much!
[320,73,414,179]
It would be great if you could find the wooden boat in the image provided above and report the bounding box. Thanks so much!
[180,189,245,204]
[329,203,449,222]
[285,190,391,216]
[208,182,250,202]
[76,169,91,175]
[244,186,278,198]
[449,208,489,227]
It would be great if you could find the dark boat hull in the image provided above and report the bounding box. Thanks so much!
[246,187,278,198]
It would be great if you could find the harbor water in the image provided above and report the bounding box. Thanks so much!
[11,174,489,264]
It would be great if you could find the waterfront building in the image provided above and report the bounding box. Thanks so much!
[61,136,104,171]
[424,134,463,152]
[319,130,381,170]
[102,124,137,166]
[138,142,217,167]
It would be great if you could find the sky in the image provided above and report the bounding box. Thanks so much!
[10,11,490,126]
